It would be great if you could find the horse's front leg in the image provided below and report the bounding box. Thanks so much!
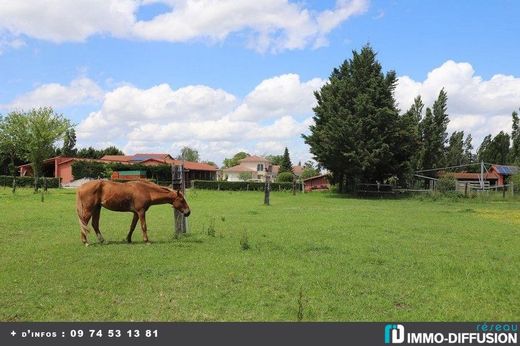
[137,210,150,243]
[126,212,139,243]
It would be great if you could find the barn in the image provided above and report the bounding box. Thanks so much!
[18,156,104,184]
[489,165,519,186]
[303,174,330,192]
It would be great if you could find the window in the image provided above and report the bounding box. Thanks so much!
[257,164,264,172]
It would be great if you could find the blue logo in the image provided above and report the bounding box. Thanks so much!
[385,324,405,344]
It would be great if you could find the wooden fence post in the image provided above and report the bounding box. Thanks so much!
[172,164,188,237]
[264,167,271,206]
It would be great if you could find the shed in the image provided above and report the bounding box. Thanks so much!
[111,170,147,181]
[303,174,330,192]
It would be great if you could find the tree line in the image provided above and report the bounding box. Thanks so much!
[303,45,520,192]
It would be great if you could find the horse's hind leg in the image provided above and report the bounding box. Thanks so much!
[78,211,92,246]
[91,206,105,243]
[126,213,139,243]
[137,210,150,243]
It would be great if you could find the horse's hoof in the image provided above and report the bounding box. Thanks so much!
[84,243,90,247]
[145,241,151,245]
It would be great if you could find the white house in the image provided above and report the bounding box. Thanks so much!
[223,155,272,182]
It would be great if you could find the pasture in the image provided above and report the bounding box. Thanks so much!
[0,188,518,321]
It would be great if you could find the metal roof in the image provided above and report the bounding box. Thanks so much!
[492,165,519,175]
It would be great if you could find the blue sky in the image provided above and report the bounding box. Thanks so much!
[1,0,519,165]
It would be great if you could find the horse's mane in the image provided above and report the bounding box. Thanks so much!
[133,180,175,193]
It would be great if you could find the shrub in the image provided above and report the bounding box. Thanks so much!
[300,168,318,180]
[72,161,109,179]
[192,180,299,191]
[276,171,294,182]
[436,174,457,193]
[511,173,520,193]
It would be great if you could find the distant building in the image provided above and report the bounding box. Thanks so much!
[303,174,330,192]
[222,155,304,182]
[489,165,519,186]
[101,153,218,185]
[441,171,500,191]
[223,155,271,182]
[18,153,217,185]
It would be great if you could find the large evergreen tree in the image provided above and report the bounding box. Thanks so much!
[463,134,474,164]
[446,131,465,167]
[478,132,511,164]
[303,45,410,191]
[401,96,424,172]
[420,89,449,169]
[61,128,77,157]
[279,147,293,173]
[510,109,520,164]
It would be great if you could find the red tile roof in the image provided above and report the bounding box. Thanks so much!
[239,155,269,163]
[101,155,133,162]
[102,154,218,171]
[444,172,500,180]
[223,164,257,173]
[292,165,304,176]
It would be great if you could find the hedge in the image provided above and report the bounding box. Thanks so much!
[0,175,61,188]
[71,161,173,181]
[192,180,301,191]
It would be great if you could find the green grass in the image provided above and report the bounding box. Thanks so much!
[0,188,519,321]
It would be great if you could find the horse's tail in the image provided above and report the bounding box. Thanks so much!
[76,189,90,237]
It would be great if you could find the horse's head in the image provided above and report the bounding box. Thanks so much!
[172,190,191,217]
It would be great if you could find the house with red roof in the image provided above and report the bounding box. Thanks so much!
[222,155,304,182]
[18,153,217,185]
[101,153,218,185]
[18,156,105,184]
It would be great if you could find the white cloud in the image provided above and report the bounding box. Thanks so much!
[72,74,319,163]
[0,0,137,42]
[0,0,368,52]
[395,60,520,145]
[4,77,104,110]
[231,74,325,120]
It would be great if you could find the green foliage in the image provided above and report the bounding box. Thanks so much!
[478,131,511,164]
[303,45,411,192]
[0,111,29,172]
[446,131,465,167]
[265,154,283,166]
[76,146,124,159]
[511,173,520,192]
[71,161,173,181]
[421,89,450,169]
[510,110,520,164]
[61,128,77,157]
[0,175,60,188]
[238,172,252,181]
[402,96,424,172]
[192,180,298,191]
[300,167,318,180]
[436,174,457,193]
[177,146,200,162]
[276,171,294,182]
[223,152,248,168]
[280,147,293,173]
[71,161,110,179]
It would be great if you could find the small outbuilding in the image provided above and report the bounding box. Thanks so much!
[303,174,330,192]
[489,165,519,186]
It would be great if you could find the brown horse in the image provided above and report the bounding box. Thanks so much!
[76,180,190,245]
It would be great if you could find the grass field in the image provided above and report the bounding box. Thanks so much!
[0,188,519,321]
